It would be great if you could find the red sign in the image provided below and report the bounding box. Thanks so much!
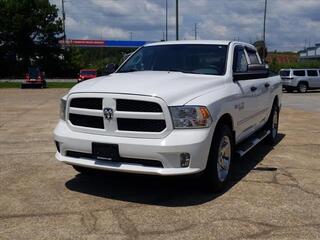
[61,39,105,46]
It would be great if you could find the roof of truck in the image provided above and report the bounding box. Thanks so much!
[145,40,232,47]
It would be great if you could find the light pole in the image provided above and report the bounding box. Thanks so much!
[165,0,168,41]
[194,23,198,40]
[176,0,179,40]
[62,0,66,45]
[262,0,267,62]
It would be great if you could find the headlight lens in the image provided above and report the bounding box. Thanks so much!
[169,106,212,128]
[60,99,67,120]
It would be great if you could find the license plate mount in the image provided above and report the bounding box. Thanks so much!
[92,143,119,161]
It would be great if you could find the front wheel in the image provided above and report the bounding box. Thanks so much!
[285,87,294,93]
[202,124,234,192]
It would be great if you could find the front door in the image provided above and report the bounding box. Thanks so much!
[233,46,265,142]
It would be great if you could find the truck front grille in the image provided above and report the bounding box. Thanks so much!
[70,98,102,110]
[116,99,162,112]
[69,113,104,129]
[117,118,166,132]
[67,94,170,137]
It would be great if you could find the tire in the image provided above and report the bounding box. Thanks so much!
[72,165,95,175]
[201,124,234,192]
[265,103,279,145]
[285,88,293,93]
[297,82,308,93]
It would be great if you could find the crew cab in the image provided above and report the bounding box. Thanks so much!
[280,68,320,93]
[54,40,282,191]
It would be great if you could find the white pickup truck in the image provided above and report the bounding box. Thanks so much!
[54,40,282,191]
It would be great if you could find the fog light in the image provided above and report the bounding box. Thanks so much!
[55,141,60,153]
[180,153,190,168]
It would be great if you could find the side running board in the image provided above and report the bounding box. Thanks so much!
[236,130,270,157]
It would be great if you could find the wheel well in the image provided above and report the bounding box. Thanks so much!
[298,81,309,87]
[215,114,235,139]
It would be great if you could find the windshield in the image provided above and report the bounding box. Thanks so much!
[118,44,228,75]
[280,70,290,77]
[80,70,96,75]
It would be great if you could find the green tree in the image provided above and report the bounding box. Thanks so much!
[254,40,268,62]
[0,0,63,77]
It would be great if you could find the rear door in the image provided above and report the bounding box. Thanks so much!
[307,70,319,88]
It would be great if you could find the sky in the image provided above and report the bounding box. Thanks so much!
[50,0,320,51]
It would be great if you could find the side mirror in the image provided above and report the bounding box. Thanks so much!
[106,63,116,75]
[233,64,269,81]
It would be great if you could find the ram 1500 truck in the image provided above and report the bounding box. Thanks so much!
[54,40,282,191]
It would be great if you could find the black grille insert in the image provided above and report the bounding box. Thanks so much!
[70,98,102,110]
[69,113,104,129]
[66,151,163,168]
[117,118,166,132]
[116,99,162,112]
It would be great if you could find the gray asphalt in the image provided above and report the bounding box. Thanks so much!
[282,91,320,112]
[0,89,319,239]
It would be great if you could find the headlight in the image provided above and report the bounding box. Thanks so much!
[60,99,67,120]
[169,106,212,128]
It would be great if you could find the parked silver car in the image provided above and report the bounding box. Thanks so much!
[280,68,320,93]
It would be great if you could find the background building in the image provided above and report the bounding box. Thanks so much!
[298,43,320,61]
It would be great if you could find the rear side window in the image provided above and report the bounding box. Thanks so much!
[293,70,305,76]
[280,70,290,77]
[247,50,260,64]
[307,70,318,76]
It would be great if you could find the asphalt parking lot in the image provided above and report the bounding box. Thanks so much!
[0,89,319,239]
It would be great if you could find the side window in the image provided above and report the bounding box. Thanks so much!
[307,70,318,77]
[233,47,248,73]
[247,50,260,64]
[293,70,306,76]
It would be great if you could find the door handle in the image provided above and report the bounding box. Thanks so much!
[251,86,257,92]
[265,83,270,88]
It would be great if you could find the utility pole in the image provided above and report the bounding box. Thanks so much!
[262,0,267,62]
[176,0,179,40]
[165,0,168,41]
[194,23,198,40]
[61,0,66,46]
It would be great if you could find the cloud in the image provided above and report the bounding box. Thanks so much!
[50,0,320,51]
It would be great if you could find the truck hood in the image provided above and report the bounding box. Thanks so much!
[69,71,225,105]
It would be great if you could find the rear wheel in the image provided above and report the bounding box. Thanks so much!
[265,103,279,145]
[297,82,308,93]
[202,124,234,192]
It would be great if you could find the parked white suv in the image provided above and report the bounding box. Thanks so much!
[54,40,282,191]
[280,68,320,93]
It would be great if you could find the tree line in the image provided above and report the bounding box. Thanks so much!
[0,0,131,78]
